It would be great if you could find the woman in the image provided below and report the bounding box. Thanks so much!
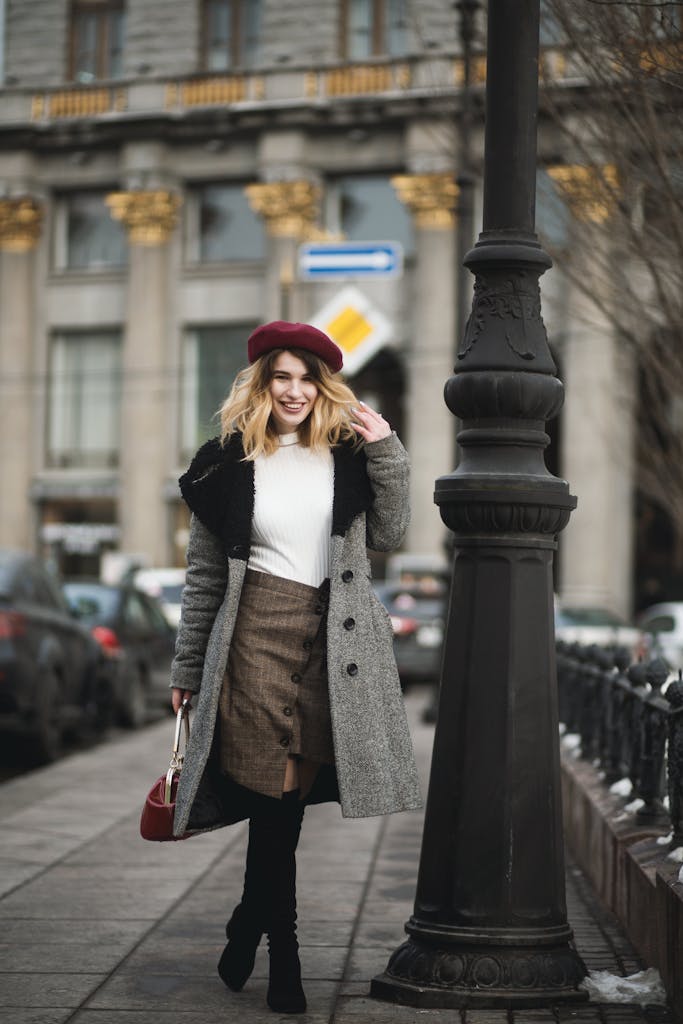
[170,320,421,1015]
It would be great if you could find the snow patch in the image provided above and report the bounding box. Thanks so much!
[609,777,633,797]
[678,865,683,884]
[562,733,581,749]
[625,797,645,813]
[667,846,683,863]
[657,832,674,846]
[580,968,667,1005]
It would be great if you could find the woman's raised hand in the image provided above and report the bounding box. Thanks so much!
[350,401,392,443]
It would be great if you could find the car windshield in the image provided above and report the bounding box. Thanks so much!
[63,583,119,624]
[555,607,625,628]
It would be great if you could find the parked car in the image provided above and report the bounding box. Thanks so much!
[554,599,642,655]
[63,580,177,727]
[133,567,186,628]
[637,602,683,672]
[0,550,112,763]
[374,579,446,686]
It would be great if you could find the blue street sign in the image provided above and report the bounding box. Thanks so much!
[298,241,404,280]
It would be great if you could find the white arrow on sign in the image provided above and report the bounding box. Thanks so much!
[298,241,403,280]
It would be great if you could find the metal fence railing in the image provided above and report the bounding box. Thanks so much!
[556,642,683,848]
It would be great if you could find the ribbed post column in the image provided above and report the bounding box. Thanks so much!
[372,1,586,1008]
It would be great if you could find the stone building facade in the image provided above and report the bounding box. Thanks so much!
[0,0,639,616]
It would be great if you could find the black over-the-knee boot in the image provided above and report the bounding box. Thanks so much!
[217,816,268,991]
[265,790,306,1014]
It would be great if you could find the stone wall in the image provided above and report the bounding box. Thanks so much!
[561,750,683,1021]
[5,0,69,86]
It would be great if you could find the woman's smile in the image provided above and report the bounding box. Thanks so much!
[269,351,319,434]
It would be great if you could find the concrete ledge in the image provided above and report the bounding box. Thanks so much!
[561,750,683,1020]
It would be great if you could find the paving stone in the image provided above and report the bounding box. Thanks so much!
[85,974,338,1014]
[334,995,462,1021]
[0,974,104,1008]
[508,1011,556,1021]
[463,1012,510,1023]
[0,1011,72,1024]
[345,945,399,983]
[72,1010,332,1024]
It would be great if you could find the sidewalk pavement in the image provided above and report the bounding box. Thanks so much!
[0,690,673,1024]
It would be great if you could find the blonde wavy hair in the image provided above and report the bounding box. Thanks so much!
[219,347,360,460]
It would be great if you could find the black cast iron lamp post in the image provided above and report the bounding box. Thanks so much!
[371,0,586,1008]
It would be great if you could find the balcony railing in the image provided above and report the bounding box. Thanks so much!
[0,50,578,127]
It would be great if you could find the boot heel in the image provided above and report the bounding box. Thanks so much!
[266,941,307,1013]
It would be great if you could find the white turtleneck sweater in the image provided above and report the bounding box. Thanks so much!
[248,433,334,587]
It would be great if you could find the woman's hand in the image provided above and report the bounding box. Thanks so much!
[350,401,391,443]
[172,687,194,713]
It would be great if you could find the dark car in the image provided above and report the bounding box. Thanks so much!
[374,579,447,685]
[0,550,110,763]
[63,579,177,727]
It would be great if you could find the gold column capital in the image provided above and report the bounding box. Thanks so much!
[105,190,182,245]
[391,173,459,229]
[245,180,320,239]
[547,164,619,224]
[0,197,43,252]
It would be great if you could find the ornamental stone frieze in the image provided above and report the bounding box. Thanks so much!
[547,164,619,224]
[0,197,43,252]
[244,180,321,239]
[391,173,459,229]
[105,190,182,245]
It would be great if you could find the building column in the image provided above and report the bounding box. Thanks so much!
[392,173,458,558]
[550,165,636,617]
[245,179,320,321]
[0,197,43,549]
[107,187,181,567]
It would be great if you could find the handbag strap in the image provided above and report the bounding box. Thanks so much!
[164,699,191,804]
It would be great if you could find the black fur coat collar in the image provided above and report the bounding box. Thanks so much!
[178,433,373,560]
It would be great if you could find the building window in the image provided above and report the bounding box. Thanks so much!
[187,183,265,263]
[342,0,408,60]
[330,175,414,257]
[48,332,122,469]
[201,0,262,71]
[69,1,125,83]
[182,325,255,455]
[56,191,128,271]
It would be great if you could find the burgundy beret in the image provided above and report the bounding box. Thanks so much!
[247,320,343,373]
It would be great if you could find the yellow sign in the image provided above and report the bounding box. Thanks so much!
[311,287,392,376]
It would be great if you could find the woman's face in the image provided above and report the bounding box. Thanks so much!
[268,351,319,434]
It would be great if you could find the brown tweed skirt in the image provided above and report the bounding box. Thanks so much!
[217,568,334,799]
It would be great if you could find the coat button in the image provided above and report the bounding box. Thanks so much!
[291,672,301,684]
[280,737,290,747]
[341,569,354,582]
[283,706,293,717]
[346,663,358,676]
[343,617,355,631]
[303,639,313,651]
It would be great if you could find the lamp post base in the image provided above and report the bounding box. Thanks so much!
[371,936,587,1009]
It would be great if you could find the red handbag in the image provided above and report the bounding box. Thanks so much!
[140,700,194,842]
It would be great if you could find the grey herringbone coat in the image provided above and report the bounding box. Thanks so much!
[170,431,422,837]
